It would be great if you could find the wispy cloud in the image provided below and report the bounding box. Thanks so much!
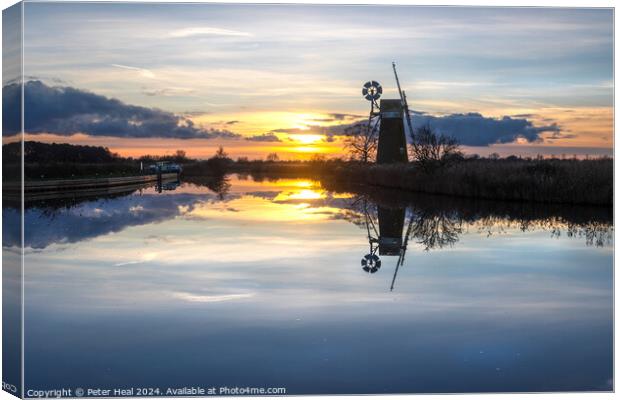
[113,260,144,267]
[142,86,197,97]
[167,26,252,38]
[245,133,281,142]
[110,63,155,79]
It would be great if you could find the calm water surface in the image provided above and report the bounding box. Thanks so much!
[5,175,613,394]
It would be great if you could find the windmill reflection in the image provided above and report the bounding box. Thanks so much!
[356,197,412,290]
[359,198,381,274]
[355,195,463,291]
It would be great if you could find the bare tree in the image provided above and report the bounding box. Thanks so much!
[266,152,279,162]
[409,123,462,171]
[343,117,379,163]
[214,146,228,159]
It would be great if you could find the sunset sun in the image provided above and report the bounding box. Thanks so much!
[294,134,324,144]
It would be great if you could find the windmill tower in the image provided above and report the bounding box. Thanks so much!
[361,63,412,164]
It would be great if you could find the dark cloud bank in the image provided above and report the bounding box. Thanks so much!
[266,112,560,147]
[3,81,560,147]
[2,80,239,139]
[409,111,560,146]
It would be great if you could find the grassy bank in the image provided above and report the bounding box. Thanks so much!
[321,158,612,206]
[4,141,612,206]
[181,157,612,206]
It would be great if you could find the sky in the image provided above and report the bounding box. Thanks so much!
[7,3,614,159]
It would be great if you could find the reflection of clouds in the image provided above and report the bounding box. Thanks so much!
[7,176,613,252]
[9,192,211,249]
[15,177,612,394]
[23,230,612,323]
[183,194,349,223]
[21,177,612,392]
[171,292,255,303]
[129,205,144,213]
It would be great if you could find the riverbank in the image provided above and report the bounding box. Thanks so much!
[5,138,612,206]
[318,158,612,206]
[180,157,612,206]
[4,173,179,201]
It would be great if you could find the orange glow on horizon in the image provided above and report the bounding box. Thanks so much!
[16,105,613,160]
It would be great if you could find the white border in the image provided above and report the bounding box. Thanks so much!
[0,2,616,400]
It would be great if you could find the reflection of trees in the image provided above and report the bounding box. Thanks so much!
[15,187,145,217]
[346,189,613,292]
[566,222,613,247]
[351,194,465,253]
[407,208,462,250]
[338,180,613,250]
[205,176,231,200]
[474,216,613,248]
[184,175,231,200]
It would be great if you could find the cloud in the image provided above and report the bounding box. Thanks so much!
[226,120,239,125]
[271,127,314,135]
[271,123,351,137]
[547,132,577,140]
[167,26,252,38]
[142,87,197,97]
[307,113,365,123]
[245,133,281,142]
[265,111,561,147]
[268,121,366,142]
[410,112,561,146]
[329,113,364,120]
[111,63,155,79]
[3,80,241,139]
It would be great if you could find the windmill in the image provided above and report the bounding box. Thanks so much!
[356,63,416,285]
[360,63,411,164]
[392,62,415,141]
[358,80,382,162]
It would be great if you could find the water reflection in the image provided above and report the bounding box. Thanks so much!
[155,178,181,193]
[343,187,612,246]
[344,186,612,291]
[184,175,231,199]
[5,174,612,254]
[354,195,465,290]
[9,174,613,393]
